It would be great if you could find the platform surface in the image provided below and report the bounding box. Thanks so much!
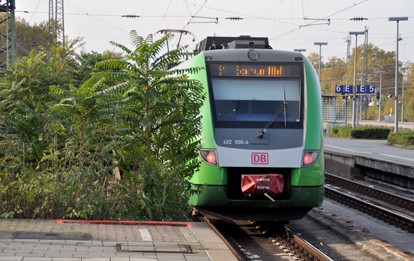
[0,219,238,261]
[324,136,414,167]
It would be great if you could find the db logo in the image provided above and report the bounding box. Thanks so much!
[251,152,269,165]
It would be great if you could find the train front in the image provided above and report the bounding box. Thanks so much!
[189,37,324,221]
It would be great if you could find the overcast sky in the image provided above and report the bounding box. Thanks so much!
[17,0,414,63]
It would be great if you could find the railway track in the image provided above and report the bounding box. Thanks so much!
[325,173,414,211]
[202,215,334,260]
[325,173,414,232]
[264,223,334,261]
[194,172,414,260]
[205,215,402,261]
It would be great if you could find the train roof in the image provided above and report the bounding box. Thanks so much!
[196,36,271,51]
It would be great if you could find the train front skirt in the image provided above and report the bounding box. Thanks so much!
[190,185,324,221]
[241,174,284,200]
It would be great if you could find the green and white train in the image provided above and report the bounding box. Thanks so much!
[182,36,324,221]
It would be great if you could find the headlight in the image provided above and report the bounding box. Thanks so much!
[302,150,319,167]
[199,149,218,166]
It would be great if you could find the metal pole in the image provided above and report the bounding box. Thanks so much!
[353,36,357,128]
[10,0,16,63]
[314,42,327,81]
[0,0,16,67]
[389,17,408,133]
[349,31,365,128]
[401,73,404,123]
[319,45,322,78]
[394,20,399,131]
[345,98,348,125]
[378,72,382,122]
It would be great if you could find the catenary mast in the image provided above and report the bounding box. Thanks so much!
[0,0,16,68]
[49,0,65,45]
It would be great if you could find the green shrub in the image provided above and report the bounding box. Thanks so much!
[388,129,414,148]
[330,125,353,138]
[0,32,204,221]
[329,125,391,139]
[351,127,391,139]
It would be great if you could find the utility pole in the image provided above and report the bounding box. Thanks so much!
[389,17,408,133]
[349,31,365,128]
[314,42,328,81]
[350,18,369,121]
[49,0,65,45]
[362,27,369,121]
[0,0,16,67]
[364,26,369,85]
[345,36,351,67]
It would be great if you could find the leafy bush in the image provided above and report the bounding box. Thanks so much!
[330,125,353,138]
[329,125,391,139]
[0,32,204,221]
[388,129,414,148]
[351,127,391,139]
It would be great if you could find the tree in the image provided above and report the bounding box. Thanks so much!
[320,57,347,95]
[0,50,48,165]
[307,52,320,77]
[0,39,112,219]
[14,18,49,56]
[363,45,400,120]
[310,43,403,121]
[402,62,414,121]
[0,27,204,220]
[91,30,204,220]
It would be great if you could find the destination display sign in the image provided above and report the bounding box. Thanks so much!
[209,63,301,78]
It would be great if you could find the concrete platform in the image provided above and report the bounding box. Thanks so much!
[0,219,238,261]
[324,137,414,188]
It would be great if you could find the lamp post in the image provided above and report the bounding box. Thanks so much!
[294,48,306,53]
[349,31,365,128]
[314,42,327,80]
[389,16,408,133]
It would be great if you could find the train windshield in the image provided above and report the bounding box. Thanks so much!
[208,63,303,128]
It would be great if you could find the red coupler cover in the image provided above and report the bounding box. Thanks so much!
[241,174,284,195]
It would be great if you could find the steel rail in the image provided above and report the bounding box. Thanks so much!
[281,226,334,261]
[325,172,414,211]
[325,186,414,232]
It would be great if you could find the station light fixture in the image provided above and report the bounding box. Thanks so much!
[294,49,306,53]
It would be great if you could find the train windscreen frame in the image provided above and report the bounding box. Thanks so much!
[207,61,304,129]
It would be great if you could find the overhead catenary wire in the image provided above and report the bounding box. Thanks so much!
[65,0,129,33]
[270,0,369,40]
[16,0,414,62]
[183,0,208,29]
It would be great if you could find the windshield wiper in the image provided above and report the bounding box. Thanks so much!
[257,105,283,139]
[283,87,288,128]
[257,87,288,139]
